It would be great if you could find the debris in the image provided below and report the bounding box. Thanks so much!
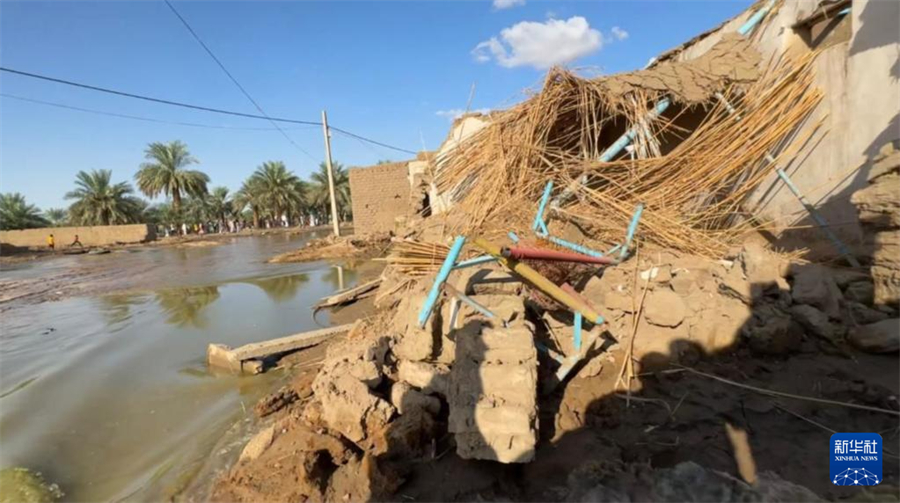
[848,319,900,353]
[239,425,275,462]
[744,312,802,355]
[397,360,450,396]
[449,323,538,463]
[852,143,900,307]
[254,386,299,418]
[791,304,842,342]
[790,265,843,319]
[312,372,395,445]
[459,268,521,296]
[724,422,757,485]
[382,408,439,460]
[314,278,382,310]
[433,52,822,257]
[643,289,687,328]
[390,381,441,416]
[843,280,875,305]
[578,355,604,379]
[207,324,352,373]
[268,232,391,263]
[845,301,890,325]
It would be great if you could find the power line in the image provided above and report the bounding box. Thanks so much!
[0,67,418,155]
[0,93,319,131]
[330,127,417,156]
[0,67,315,124]
[163,0,316,161]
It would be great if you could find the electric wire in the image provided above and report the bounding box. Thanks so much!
[0,93,318,131]
[162,0,316,160]
[0,67,417,155]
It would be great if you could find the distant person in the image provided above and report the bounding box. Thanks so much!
[47,234,55,250]
[70,234,83,247]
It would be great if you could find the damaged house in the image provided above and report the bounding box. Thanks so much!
[214,1,900,502]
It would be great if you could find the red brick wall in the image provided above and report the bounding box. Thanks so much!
[349,162,410,234]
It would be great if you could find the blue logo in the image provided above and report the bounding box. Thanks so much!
[830,433,882,486]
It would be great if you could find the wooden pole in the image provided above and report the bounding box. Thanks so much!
[321,110,341,237]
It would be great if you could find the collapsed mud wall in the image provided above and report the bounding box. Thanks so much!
[670,0,900,259]
[0,224,155,248]
[348,162,412,234]
[852,143,900,307]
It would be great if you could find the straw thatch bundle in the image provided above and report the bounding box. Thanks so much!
[431,46,823,257]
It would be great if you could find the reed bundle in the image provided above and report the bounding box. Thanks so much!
[383,240,453,277]
[432,50,823,257]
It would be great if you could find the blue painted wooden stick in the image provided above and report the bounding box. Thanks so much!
[533,181,553,232]
[417,236,466,327]
[546,235,604,258]
[552,98,672,209]
[573,312,583,352]
[713,93,860,268]
[454,291,497,320]
[618,203,644,260]
[452,255,497,270]
[738,0,775,36]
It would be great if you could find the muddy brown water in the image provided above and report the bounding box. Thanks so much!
[0,232,364,501]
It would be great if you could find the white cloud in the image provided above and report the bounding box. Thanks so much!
[610,26,629,41]
[436,108,491,120]
[493,0,525,10]
[472,17,603,70]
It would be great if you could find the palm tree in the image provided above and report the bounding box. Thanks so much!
[0,193,49,230]
[308,161,351,222]
[135,141,209,211]
[249,161,306,225]
[65,170,142,226]
[206,186,232,229]
[141,202,178,227]
[182,194,211,224]
[43,208,68,227]
[233,178,265,228]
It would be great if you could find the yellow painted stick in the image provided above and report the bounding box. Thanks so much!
[472,238,604,325]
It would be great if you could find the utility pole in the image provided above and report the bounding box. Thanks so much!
[321,110,341,237]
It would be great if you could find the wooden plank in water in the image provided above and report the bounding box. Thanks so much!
[314,279,381,309]
[228,323,353,361]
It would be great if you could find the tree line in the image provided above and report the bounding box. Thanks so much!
[0,140,354,231]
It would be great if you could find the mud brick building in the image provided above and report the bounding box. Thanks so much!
[348,161,412,233]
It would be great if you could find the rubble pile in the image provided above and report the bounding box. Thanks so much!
[849,142,900,353]
[268,232,391,263]
[214,231,899,501]
[208,3,900,500]
[852,142,900,307]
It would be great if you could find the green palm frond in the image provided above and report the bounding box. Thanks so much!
[135,141,209,210]
[65,169,143,226]
[0,193,49,230]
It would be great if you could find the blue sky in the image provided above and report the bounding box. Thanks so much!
[0,0,751,210]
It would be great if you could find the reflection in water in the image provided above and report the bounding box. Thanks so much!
[155,286,220,328]
[322,265,358,291]
[247,274,310,302]
[96,294,146,326]
[0,233,347,502]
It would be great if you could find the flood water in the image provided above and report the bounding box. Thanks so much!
[0,232,364,501]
